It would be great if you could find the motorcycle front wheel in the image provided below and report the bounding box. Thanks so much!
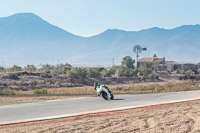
[111,94,114,100]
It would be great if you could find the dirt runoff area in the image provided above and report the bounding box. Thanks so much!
[1,100,200,133]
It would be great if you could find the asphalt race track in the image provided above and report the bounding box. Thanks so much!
[1,90,200,125]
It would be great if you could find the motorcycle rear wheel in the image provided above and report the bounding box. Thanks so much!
[101,91,108,100]
[111,94,114,100]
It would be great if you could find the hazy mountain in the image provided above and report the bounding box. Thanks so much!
[87,25,200,65]
[0,13,200,67]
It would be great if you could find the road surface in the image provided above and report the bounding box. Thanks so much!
[1,90,200,125]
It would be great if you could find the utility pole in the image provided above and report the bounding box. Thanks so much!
[112,58,115,67]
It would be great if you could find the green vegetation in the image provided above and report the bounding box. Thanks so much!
[8,65,22,72]
[118,56,136,77]
[0,89,23,96]
[121,56,135,69]
[118,67,134,77]
[66,67,87,78]
[138,63,153,76]
[1,56,200,96]
[33,88,48,94]
[101,68,115,77]
[40,71,52,78]
[7,73,19,80]
[41,64,52,72]
[87,68,101,78]
[0,67,4,72]
[24,65,37,72]
[180,70,185,74]
[0,57,158,80]
[116,56,157,79]
[186,69,195,79]
[147,74,159,80]
[53,63,72,74]
[138,63,158,80]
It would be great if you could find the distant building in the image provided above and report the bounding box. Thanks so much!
[165,61,181,72]
[137,56,165,68]
[138,55,199,72]
[181,64,197,72]
[196,63,200,71]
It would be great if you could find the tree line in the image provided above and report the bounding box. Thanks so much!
[0,56,158,80]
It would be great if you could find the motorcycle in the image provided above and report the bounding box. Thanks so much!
[96,84,114,100]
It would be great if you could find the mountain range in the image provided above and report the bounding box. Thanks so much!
[0,13,200,67]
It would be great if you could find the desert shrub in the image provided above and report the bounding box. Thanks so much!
[40,71,52,78]
[147,74,154,80]
[0,89,16,95]
[139,67,153,77]
[101,68,115,77]
[0,89,23,96]
[132,68,138,77]
[186,69,194,75]
[147,74,152,79]
[180,70,185,74]
[0,67,4,72]
[7,73,19,80]
[138,63,153,77]
[33,88,48,94]
[147,74,159,80]
[118,67,133,77]
[87,68,101,78]
[53,63,72,74]
[41,64,53,72]
[186,69,195,79]
[198,69,200,74]
[174,69,181,74]
[23,65,37,72]
[8,65,22,72]
[51,72,59,79]
[154,85,163,93]
[66,68,87,78]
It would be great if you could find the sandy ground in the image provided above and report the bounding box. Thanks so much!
[1,100,200,133]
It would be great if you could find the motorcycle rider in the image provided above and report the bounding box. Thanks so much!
[94,82,111,98]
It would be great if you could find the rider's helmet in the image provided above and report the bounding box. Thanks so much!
[94,82,98,88]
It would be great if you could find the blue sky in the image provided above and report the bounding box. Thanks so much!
[1,0,200,37]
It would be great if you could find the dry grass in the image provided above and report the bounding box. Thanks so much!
[1,80,199,104]
[33,80,200,95]
[110,80,200,94]
[47,86,94,95]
